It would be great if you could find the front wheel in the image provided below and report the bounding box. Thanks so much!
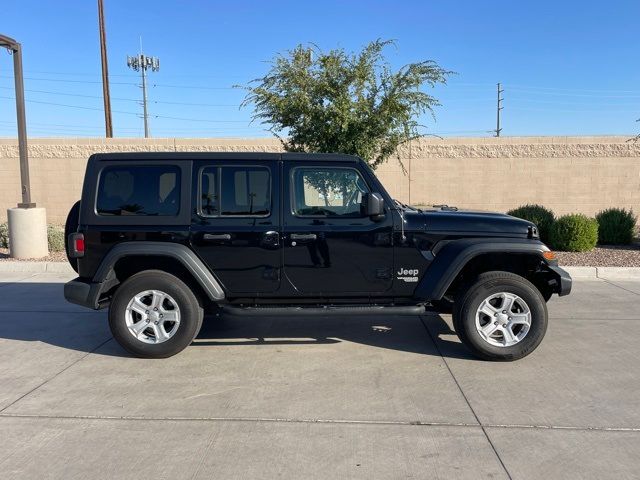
[108,270,203,358]
[453,271,548,361]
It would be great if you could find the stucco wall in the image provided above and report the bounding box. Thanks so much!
[1,136,639,224]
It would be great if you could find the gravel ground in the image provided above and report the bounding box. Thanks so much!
[557,244,640,267]
[2,246,640,267]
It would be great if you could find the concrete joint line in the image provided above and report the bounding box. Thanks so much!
[2,413,637,433]
[599,278,640,297]
[0,337,112,414]
[418,316,514,480]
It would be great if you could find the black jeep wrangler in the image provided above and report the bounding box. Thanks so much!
[64,152,571,360]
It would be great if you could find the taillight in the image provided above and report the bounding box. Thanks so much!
[69,233,85,258]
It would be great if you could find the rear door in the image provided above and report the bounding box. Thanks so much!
[190,160,281,295]
[282,161,394,295]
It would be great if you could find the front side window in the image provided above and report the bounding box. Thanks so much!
[292,167,369,217]
[200,166,271,217]
[97,165,180,216]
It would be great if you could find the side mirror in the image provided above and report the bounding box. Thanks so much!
[362,192,385,218]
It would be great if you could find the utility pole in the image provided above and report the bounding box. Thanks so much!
[98,0,113,137]
[495,82,504,137]
[127,42,159,138]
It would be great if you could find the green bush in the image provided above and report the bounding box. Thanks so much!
[47,225,65,252]
[0,223,8,248]
[506,204,555,243]
[549,214,598,252]
[595,208,636,245]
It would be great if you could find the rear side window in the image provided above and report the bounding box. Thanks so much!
[200,166,271,217]
[97,165,180,216]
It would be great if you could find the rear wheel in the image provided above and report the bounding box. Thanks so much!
[453,271,547,361]
[108,270,203,358]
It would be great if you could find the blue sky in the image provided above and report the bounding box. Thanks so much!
[1,0,639,138]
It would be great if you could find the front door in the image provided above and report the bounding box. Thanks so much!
[282,162,394,295]
[190,160,281,295]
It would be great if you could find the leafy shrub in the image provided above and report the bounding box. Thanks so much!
[506,204,555,243]
[595,208,636,245]
[549,214,598,252]
[0,223,8,248]
[47,225,65,252]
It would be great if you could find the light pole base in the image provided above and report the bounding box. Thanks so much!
[7,207,48,259]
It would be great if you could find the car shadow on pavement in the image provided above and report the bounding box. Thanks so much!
[0,281,125,357]
[194,312,476,360]
[0,281,475,360]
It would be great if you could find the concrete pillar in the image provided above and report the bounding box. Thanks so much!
[7,207,48,259]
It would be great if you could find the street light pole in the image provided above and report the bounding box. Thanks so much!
[2,33,47,259]
[0,34,34,208]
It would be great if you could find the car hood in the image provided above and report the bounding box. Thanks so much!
[402,208,536,237]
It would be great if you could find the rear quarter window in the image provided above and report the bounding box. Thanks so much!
[97,165,180,216]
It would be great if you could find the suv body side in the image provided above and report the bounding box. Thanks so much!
[69,152,569,311]
[64,151,571,361]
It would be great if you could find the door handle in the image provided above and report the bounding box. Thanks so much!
[203,233,231,241]
[290,233,317,241]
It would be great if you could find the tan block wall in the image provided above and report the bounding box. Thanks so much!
[1,136,639,224]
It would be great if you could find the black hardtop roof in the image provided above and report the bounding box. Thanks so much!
[89,152,361,163]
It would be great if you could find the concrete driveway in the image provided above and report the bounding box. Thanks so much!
[0,272,638,479]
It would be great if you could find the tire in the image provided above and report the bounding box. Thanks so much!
[452,271,547,361]
[108,270,203,358]
[64,200,81,273]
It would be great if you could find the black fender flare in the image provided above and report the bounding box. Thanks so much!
[414,238,550,301]
[94,242,225,301]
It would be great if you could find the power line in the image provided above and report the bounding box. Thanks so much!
[5,74,640,96]
[0,86,240,106]
[151,99,239,107]
[0,75,137,86]
[508,106,640,114]
[0,118,266,132]
[21,69,249,79]
[151,83,235,90]
[152,114,249,123]
[6,84,637,109]
[506,87,640,99]
[0,95,251,123]
[0,85,137,102]
[0,75,238,90]
[506,84,640,94]
[507,96,639,107]
[0,95,141,115]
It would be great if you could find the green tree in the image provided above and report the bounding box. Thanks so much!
[240,40,451,168]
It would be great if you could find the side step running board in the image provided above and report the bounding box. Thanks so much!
[220,304,426,317]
